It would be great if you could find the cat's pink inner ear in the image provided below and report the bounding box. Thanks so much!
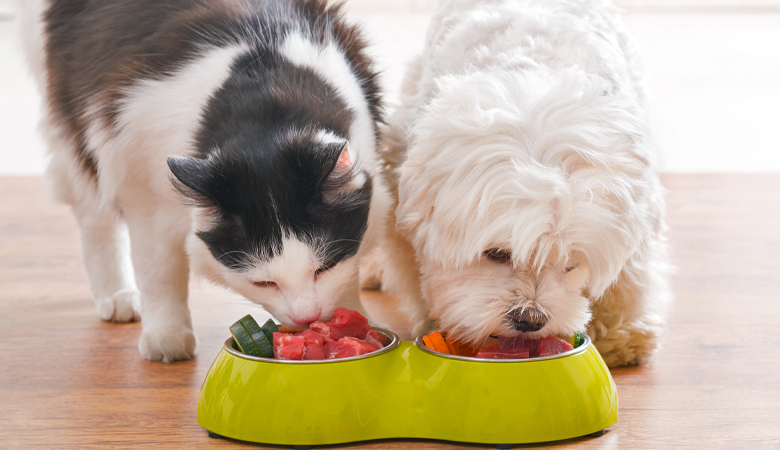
[334,143,353,173]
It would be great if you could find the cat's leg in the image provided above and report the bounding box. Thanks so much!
[122,201,196,362]
[380,220,433,338]
[338,273,369,319]
[45,129,140,322]
[589,236,672,367]
[73,199,140,323]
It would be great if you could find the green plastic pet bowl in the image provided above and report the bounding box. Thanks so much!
[197,328,617,447]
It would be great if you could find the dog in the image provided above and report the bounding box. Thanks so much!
[21,0,389,362]
[376,0,672,366]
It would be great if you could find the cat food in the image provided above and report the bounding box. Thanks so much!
[421,330,583,359]
[231,309,385,360]
[230,315,279,358]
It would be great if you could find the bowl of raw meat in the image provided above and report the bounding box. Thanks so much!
[197,309,617,447]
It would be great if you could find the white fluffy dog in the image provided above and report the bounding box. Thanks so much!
[377,0,672,367]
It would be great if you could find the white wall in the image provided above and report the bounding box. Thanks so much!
[1,8,779,175]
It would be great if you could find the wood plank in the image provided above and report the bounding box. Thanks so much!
[1,175,779,449]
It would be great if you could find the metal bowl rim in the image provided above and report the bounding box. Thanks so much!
[222,327,400,364]
[413,333,591,362]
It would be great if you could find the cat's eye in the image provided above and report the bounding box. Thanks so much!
[315,259,338,276]
[253,281,277,288]
[564,264,579,273]
[485,248,511,263]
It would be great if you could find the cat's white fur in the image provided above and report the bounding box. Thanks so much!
[21,0,389,362]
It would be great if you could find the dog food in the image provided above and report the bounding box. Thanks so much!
[230,309,385,360]
[421,330,584,359]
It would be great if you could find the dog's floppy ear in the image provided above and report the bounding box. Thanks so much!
[167,156,217,207]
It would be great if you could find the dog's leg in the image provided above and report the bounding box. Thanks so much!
[123,202,196,362]
[589,237,672,367]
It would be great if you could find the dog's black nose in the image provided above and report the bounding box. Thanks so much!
[512,309,547,332]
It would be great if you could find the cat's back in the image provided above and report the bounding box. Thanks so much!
[36,0,312,121]
[24,0,382,196]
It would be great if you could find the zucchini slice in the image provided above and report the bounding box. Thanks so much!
[239,315,274,358]
[229,320,261,357]
[574,332,586,348]
[261,319,280,344]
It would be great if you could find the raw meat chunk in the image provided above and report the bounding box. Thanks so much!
[324,337,377,359]
[476,348,531,359]
[532,336,574,357]
[272,332,305,360]
[327,307,370,340]
[297,329,327,360]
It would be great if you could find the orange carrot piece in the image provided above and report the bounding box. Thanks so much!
[428,331,450,354]
[422,335,435,350]
[445,337,458,354]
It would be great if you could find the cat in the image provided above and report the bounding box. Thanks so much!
[20,0,389,362]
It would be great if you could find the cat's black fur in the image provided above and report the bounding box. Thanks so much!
[44,0,380,270]
[31,0,385,359]
[169,21,377,269]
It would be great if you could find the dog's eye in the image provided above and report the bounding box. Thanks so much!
[485,248,511,263]
[315,259,338,276]
[253,281,277,288]
[564,264,579,273]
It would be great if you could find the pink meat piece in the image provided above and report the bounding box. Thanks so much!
[272,332,305,360]
[476,348,530,359]
[532,336,574,357]
[324,337,377,359]
[308,321,336,342]
[499,335,538,355]
[326,308,370,340]
[297,329,326,360]
[364,329,384,350]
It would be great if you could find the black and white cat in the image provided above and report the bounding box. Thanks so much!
[21,0,389,362]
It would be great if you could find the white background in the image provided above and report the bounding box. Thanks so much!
[1,4,779,175]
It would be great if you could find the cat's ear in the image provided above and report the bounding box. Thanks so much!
[332,142,353,174]
[319,142,365,203]
[167,156,216,206]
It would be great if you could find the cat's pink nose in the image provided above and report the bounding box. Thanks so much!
[291,313,319,325]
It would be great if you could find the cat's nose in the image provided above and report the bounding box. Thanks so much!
[291,312,320,325]
[511,308,548,332]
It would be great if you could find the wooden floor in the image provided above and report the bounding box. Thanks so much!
[1,174,779,449]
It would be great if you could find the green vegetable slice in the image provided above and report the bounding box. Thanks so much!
[261,319,280,344]
[229,320,261,356]
[250,329,274,358]
[239,314,274,358]
[574,332,586,348]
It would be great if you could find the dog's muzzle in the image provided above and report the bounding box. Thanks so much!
[511,308,548,332]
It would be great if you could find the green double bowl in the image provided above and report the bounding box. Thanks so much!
[197,329,617,447]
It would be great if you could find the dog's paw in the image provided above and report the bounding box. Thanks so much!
[95,289,141,323]
[592,326,663,368]
[138,325,197,363]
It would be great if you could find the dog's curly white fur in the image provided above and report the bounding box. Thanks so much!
[378,0,672,366]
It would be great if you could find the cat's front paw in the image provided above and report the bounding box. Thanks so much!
[96,289,141,323]
[138,325,197,363]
